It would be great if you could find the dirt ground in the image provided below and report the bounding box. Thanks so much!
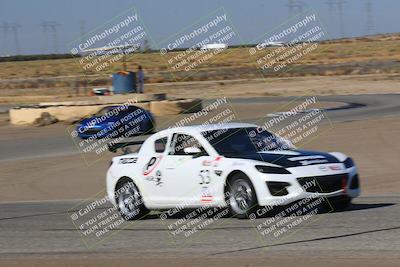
[1,74,399,104]
[1,257,399,267]
[144,74,400,99]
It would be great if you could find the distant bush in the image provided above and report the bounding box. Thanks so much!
[0,54,81,62]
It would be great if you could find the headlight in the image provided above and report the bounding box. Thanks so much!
[255,165,291,174]
[343,157,354,168]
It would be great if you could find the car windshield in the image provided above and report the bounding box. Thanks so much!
[202,127,294,156]
[96,107,118,116]
[96,106,137,117]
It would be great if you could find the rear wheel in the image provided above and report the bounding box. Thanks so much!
[116,180,149,220]
[226,173,258,219]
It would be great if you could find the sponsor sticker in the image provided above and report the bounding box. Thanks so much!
[119,157,138,164]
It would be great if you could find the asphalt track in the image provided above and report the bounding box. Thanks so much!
[0,196,399,260]
[0,94,399,263]
[1,94,400,162]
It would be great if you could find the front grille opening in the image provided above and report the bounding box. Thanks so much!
[267,182,290,196]
[350,174,360,189]
[297,175,348,193]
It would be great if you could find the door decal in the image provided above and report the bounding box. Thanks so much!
[143,155,163,176]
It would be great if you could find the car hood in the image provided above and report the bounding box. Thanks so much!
[224,149,340,168]
[79,118,93,125]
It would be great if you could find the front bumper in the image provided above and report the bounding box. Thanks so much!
[254,164,361,207]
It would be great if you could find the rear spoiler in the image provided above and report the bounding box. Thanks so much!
[108,140,145,153]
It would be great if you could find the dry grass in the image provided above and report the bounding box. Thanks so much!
[0,33,399,96]
[0,34,399,79]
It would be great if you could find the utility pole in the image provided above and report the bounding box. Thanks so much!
[287,0,306,15]
[365,0,375,34]
[287,0,296,16]
[327,0,334,19]
[79,20,86,40]
[10,23,21,55]
[326,0,346,38]
[46,21,61,54]
[142,39,150,53]
[0,22,10,56]
[336,0,345,38]
[41,20,49,54]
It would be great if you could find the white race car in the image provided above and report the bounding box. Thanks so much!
[106,123,360,219]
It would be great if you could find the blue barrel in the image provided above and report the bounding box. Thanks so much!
[112,71,137,94]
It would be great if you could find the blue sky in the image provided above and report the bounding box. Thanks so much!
[0,0,399,55]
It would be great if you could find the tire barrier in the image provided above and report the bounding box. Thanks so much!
[10,102,151,125]
[97,93,166,104]
[39,93,166,107]
[9,99,201,125]
[150,99,202,116]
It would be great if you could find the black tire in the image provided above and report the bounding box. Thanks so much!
[329,195,352,211]
[115,180,149,220]
[225,173,258,219]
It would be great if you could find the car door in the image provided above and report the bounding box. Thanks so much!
[160,133,214,207]
[139,135,169,204]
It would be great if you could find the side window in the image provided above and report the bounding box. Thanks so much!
[96,107,112,116]
[127,106,142,115]
[127,106,139,112]
[154,137,168,153]
[170,134,207,156]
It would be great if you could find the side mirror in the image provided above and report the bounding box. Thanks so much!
[183,146,201,155]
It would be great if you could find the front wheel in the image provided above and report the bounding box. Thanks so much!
[226,174,258,219]
[116,180,149,220]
